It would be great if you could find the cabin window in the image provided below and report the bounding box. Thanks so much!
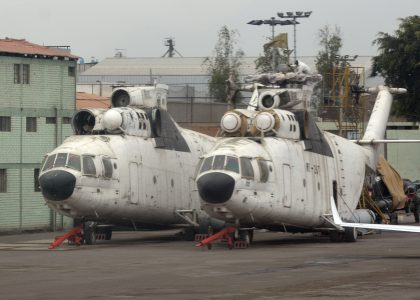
[54,153,68,168]
[225,156,239,174]
[82,156,96,176]
[42,154,56,171]
[240,157,254,179]
[258,159,269,183]
[67,154,81,171]
[102,157,113,178]
[200,156,213,173]
[213,155,225,170]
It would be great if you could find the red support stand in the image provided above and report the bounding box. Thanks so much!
[195,226,236,250]
[48,225,83,250]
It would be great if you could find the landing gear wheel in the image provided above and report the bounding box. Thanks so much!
[105,228,113,241]
[329,230,344,243]
[344,227,358,242]
[83,221,97,245]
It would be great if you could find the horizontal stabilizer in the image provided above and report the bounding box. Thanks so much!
[330,197,420,233]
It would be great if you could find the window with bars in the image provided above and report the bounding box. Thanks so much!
[62,117,71,124]
[22,64,30,84]
[0,169,6,192]
[13,64,30,84]
[0,116,11,132]
[14,64,20,84]
[26,117,37,132]
[68,66,75,77]
[46,117,57,124]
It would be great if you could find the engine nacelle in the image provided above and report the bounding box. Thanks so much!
[253,109,300,140]
[72,108,108,135]
[72,107,156,138]
[111,84,168,109]
[219,109,257,136]
[257,89,291,110]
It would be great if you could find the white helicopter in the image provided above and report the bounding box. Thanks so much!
[195,66,420,248]
[39,84,223,245]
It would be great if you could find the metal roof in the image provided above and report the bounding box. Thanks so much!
[80,56,374,77]
[0,38,78,60]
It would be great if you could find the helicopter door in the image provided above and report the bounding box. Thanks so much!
[129,162,139,204]
[282,164,292,208]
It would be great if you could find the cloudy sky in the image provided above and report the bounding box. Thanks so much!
[1,0,418,61]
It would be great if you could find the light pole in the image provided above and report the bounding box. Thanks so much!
[248,17,297,71]
[277,11,312,63]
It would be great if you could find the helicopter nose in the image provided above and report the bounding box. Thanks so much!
[39,170,76,201]
[197,172,235,204]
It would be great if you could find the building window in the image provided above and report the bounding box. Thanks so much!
[62,117,71,124]
[68,66,75,77]
[0,169,6,192]
[13,64,30,84]
[14,64,20,84]
[46,117,57,124]
[26,117,37,132]
[0,116,11,132]
[22,64,30,84]
[34,169,40,192]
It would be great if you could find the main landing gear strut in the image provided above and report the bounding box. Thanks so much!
[195,227,253,250]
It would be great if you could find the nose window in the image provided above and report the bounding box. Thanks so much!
[212,155,225,170]
[82,155,97,176]
[42,154,56,171]
[200,156,214,173]
[54,153,68,168]
[68,154,81,171]
[225,156,239,173]
[240,157,254,179]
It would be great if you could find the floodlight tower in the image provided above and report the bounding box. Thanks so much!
[247,17,297,71]
[277,11,312,63]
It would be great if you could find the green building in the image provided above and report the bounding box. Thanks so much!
[0,38,78,232]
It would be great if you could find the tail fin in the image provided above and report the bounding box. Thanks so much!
[360,86,406,167]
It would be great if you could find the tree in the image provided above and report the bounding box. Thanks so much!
[315,25,343,104]
[255,45,287,73]
[204,26,244,102]
[371,15,420,120]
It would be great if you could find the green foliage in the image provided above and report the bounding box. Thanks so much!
[315,25,343,76]
[204,26,244,102]
[371,15,420,120]
[255,45,288,73]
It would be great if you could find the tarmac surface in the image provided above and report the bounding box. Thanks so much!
[1,223,420,300]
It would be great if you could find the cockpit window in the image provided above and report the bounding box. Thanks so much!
[212,155,225,170]
[200,156,213,173]
[68,154,81,171]
[102,157,113,179]
[258,159,269,182]
[82,155,96,176]
[240,157,254,179]
[54,153,68,168]
[225,156,239,173]
[42,154,56,171]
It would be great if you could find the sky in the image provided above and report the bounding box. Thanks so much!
[0,0,418,62]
